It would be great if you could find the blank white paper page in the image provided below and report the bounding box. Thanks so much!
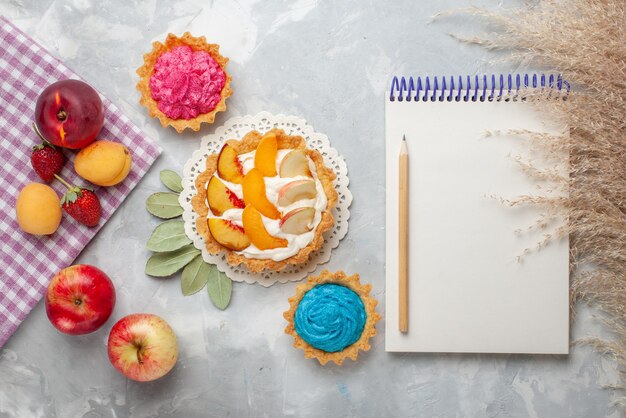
[385,99,569,354]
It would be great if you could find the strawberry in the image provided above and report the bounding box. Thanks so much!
[55,175,102,227]
[31,124,64,182]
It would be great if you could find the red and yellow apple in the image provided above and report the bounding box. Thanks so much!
[34,79,104,149]
[45,264,116,335]
[107,313,178,382]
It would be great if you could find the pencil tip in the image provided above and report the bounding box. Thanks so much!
[400,135,408,154]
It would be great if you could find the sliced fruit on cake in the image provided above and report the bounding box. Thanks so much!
[279,150,312,178]
[254,132,278,177]
[242,168,281,219]
[207,176,245,216]
[242,205,288,250]
[208,218,251,251]
[217,144,244,184]
[279,207,315,235]
[277,180,317,207]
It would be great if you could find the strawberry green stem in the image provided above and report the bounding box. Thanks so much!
[32,123,51,145]
[54,174,73,190]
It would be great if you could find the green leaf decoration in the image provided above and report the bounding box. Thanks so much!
[144,168,232,309]
[160,170,183,193]
[180,255,210,295]
[145,244,200,277]
[207,265,233,310]
[146,192,183,219]
[147,220,191,252]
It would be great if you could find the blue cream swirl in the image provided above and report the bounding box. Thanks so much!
[294,284,366,353]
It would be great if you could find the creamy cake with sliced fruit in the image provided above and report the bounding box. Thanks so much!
[191,129,338,272]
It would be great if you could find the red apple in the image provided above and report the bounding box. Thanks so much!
[34,79,104,149]
[45,264,115,335]
[107,314,178,382]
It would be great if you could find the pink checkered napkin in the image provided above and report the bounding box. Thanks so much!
[0,17,162,347]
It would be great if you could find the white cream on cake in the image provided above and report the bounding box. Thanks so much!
[206,149,328,261]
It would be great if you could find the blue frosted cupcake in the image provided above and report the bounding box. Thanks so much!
[284,270,380,365]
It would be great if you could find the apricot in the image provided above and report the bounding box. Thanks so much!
[217,144,244,184]
[16,183,62,235]
[97,151,132,187]
[242,205,287,250]
[207,176,245,216]
[254,132,278,177]
[242,168,280,219]
[208,218,250,251]
[74,140,132,187]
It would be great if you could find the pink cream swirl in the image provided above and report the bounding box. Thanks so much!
[149,45,226,120]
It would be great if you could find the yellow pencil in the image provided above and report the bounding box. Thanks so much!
[399,135,409,333]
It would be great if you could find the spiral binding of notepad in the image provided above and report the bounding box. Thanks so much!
[389,74,570,102]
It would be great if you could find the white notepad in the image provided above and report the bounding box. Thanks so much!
[385,75,569,354]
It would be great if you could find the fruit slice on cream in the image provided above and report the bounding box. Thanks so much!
[207,176,245,216]
[277,180,317,207]
[254,132,277,177]
[242,205,288,250]
[217,144,244,184]
[280,207,316,235]
[205,133,331,262]
[242,168,281,219]
[280,150,312,178]
[208,218,251,251]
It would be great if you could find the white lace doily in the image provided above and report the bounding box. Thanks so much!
[180,112,352,286]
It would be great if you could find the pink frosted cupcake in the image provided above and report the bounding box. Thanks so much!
[136,32,232,133]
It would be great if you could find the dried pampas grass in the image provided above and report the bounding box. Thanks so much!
[444,0,626,407]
